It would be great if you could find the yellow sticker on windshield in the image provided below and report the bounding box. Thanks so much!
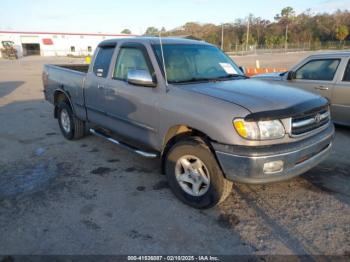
[219,63,237,75]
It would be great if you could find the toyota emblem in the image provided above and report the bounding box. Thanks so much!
[315,113,321,123]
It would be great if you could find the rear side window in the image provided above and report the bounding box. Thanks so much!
[295,59,340,81]
[93,47,115,78]
[343,60,350,82]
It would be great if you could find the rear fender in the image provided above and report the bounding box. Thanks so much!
[53,89,74,118]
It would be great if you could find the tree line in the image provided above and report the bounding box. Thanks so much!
[121,7,350,50]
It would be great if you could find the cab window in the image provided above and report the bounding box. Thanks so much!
[295,59,340,81]
[93,46,115,78]
[113,48,151,80]
[342,60,350,82]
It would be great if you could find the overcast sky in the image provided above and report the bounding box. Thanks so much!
[0,0,349,34]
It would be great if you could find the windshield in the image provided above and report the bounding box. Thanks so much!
[153,44,244,84]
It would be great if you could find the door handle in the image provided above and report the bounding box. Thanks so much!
[314,85,329,91]
[97,84,104,90]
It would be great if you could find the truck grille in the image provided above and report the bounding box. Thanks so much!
[291,108,330,136]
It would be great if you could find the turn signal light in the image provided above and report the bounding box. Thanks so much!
[233,120,248,138]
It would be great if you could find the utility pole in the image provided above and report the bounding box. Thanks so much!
[246,18,250,51]
[221,23,224,50]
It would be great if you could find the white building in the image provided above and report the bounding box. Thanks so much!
[0,31,134,57]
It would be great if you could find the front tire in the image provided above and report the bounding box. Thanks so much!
[57,101,85,140]
[165,137,232,209]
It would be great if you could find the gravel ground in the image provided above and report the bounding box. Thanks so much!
[0,55,349,256]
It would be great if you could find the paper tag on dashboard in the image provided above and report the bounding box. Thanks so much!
[219,63,237,74]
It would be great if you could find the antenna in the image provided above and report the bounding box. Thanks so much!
[159,32,168,87]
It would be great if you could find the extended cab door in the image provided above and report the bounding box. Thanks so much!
[84,45,115,125]
[287,58,341,101]
[100,43,160,149]
[332,58,350,125]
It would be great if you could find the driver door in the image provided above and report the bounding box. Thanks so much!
[101,43,160,149]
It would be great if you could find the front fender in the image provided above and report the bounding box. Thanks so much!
[157,87,251,150]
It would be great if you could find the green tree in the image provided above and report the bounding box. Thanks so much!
[121,29,132,34]
[265,35,285,48]
[154,9,350,51]
[275,7,295,48]
[144,27,159,36]
[336,25,349,42]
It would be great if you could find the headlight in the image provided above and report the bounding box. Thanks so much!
[233,119,285,140]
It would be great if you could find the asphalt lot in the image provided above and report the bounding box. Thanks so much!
[0,55,349,256]
[232,51,316,68]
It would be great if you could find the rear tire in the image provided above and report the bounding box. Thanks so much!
[165,137,232,209]
[57,101,85,140]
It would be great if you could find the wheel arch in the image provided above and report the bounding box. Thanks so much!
[53,89,73,118]
[161,124,217,174]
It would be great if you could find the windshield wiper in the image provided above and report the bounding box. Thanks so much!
[170,77,214,84]
[215,74,249,80]
[170,74,248,84]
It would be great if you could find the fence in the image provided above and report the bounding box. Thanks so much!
[226,41,350,56]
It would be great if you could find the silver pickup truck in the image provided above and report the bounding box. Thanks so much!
[253,52,350,126]
[43,37,334,208]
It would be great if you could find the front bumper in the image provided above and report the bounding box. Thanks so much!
[213,124,334,184]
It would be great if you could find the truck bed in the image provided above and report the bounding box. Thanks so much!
[43,63,88,121]
[53,64,89,73]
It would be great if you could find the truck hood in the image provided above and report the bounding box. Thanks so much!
[251,72,285,81]
[182,79,327,116]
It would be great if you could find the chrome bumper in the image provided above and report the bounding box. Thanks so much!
[213,124,334,184]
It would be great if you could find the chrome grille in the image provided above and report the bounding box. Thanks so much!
[291,108,330,136]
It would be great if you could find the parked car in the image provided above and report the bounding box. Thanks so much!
[43,37,334,208]
[253,52,350,126]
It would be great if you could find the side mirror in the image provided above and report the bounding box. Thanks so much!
[239,66,246,75]
[287,71,295,80]
[127,69,156,87]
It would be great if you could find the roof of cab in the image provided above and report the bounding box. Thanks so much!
[308,51,350,59]
[98,36,211,47]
